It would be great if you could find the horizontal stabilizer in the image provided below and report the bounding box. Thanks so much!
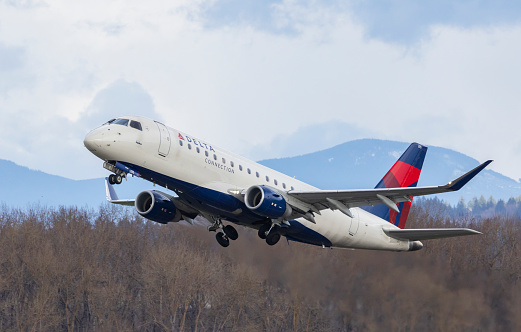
[105,177,135,206]
[383,227,482,241]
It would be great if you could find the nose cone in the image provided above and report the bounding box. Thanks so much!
[84,129,104,153]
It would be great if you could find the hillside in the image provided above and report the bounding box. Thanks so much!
[0,159,152,207]
[1,139,518,207]
[260,139,520,205]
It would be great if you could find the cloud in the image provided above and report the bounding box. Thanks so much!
[203,0,278,30]
[202,1,521,44]
[0,0,520,182]
[82,79,159,131]
[249,120,376,160]
[0,43,25,72]
[349,0,521,44]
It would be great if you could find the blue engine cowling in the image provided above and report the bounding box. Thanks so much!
[244,185,292,219]
[135,190,181,224]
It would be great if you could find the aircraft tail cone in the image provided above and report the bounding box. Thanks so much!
[408,240,423,251]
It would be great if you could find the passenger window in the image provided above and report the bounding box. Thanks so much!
[205,151,209,157]
[266,176,269,182]
[230,161,234,167]
[274,179,278,185]
[179,140,183,146]
[256,172,259,178]
[222,158,226,164]
[247,168,251,174]
[213,154,217,161]
[291,186,294,191]
[188,144,192,150]
[130,120,142,131]
[282,183,286,189]
[196,147,200,153]
[239,165,243,171]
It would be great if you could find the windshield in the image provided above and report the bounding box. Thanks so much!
[130,120,142,131]
[112,118,129,126]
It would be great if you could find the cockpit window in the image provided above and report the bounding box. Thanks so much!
[130,120,142,131]
[112,118,129,126]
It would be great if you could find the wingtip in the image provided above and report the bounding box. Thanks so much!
[467,228,483,235]
[447,159,492,191]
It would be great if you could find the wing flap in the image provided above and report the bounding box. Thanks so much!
[383,227,482,240]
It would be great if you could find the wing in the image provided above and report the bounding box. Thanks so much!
[288,160,492,213]
[383,227,482,240]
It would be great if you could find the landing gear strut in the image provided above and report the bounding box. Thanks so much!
[208,217,238,247]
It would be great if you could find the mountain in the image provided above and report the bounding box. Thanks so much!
[0,159,152,208]
[259,139,520,205]
[1,139,519,207]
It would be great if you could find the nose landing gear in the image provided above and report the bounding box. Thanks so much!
[108,174,123,185]
[104,162,127,185]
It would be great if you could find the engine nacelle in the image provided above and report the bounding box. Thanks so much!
[135,190,182,224]
[244,185,292,219]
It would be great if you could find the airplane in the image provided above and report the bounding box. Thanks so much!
[84,116,491,252]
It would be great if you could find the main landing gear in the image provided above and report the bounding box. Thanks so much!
[208,217,238,247]
[258,222,282,246]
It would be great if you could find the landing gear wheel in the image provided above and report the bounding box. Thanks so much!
[108,174,116,185]
[258,223,271,239]
[115,174,122,184]
[223,225,238,241]
[266,231,281,246]
[216,232,230,247]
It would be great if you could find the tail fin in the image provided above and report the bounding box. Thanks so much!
[365,143,427,229]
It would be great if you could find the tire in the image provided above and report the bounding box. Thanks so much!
[223,225,238,241]
[108,174,116,185]
[266,231,281,246]
[115,174,122,184]
[258,223,271,239]
[216,232,230,247]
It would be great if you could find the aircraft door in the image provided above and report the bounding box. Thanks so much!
[349,209,360,236]
[155,121,171,157]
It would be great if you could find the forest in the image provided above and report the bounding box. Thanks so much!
[0,198,520,331]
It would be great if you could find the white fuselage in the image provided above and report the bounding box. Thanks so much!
[84,116,411,251]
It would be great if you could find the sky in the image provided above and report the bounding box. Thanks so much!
[1,0,521,181]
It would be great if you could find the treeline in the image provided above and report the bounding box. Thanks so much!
[0,201,520,331]
[415,195,521,218]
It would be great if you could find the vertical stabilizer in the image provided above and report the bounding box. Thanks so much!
[364,143,427,228]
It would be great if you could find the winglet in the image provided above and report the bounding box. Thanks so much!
[105,177,119,201]
[445,160,493,191]
[105,177,135,206]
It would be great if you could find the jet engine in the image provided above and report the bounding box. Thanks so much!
[244,185,292,219]
[135,190,182,224]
